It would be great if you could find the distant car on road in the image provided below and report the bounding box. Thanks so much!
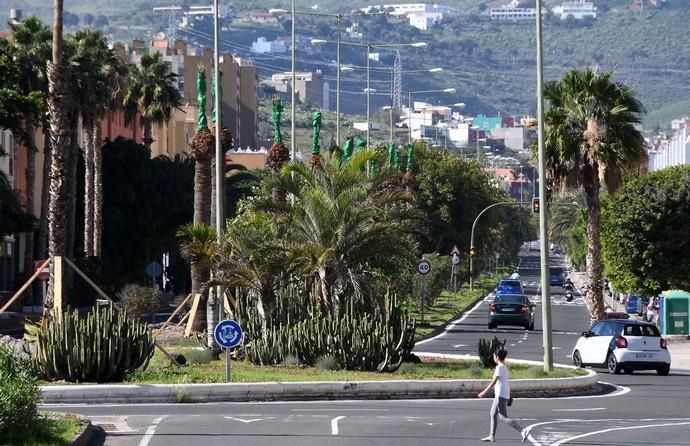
[625,295,641,314]
[571,319,671,375]
[488,294,535,330]
[495,279,524,295]
[549,268,564,286]
[553,247,562,254]
[602,312,630,320]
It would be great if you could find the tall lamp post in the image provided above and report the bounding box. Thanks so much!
[312,40,427,147]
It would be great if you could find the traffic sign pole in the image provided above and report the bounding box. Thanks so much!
[214,320,243,383]
[226,349,231,382]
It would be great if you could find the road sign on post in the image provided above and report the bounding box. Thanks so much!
[416,259,432,276]
[451,245,460,256]
[214,320,243,382]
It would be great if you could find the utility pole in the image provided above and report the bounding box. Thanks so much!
[290,0,296,161]
[536,0,553,372]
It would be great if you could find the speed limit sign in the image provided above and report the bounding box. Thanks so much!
[416,259,432,276]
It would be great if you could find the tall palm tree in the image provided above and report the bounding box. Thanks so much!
[123,52,181,149]
[68,29,124,257]
[7,17,51,285]
[542,68,646,323]
[263,150,422,314]
[45,0,72,317]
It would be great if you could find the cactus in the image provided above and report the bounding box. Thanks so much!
[477,336,506,369]
[34,304,154,382]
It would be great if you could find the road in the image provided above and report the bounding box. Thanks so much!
[43,246,690,446]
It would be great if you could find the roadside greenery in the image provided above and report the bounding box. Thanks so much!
[602,165,690,294]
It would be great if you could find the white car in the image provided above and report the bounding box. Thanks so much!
[571,319,671,375]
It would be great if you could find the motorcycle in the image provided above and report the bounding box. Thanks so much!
[565,290,574,302]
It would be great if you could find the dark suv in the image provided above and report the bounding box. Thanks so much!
[488,294,535,330]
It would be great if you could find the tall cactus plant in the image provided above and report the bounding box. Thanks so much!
[35,304,154,382]
[403,144,416,196]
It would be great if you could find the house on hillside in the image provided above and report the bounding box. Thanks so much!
[630,0,666,11]
[552,1,597,20]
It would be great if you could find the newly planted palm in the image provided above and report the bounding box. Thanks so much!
[266,98,290,201]
[542,68,646,323]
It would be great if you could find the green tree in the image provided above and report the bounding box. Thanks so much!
[1,171,35,236]
[602,166,690,294]
[541,68,646,323]
[262,151,422,314]
[123,52,182,149]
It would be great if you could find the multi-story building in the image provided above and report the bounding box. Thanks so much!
[268,71,330,110]
[552,1,597,20]
[648,120,690,172]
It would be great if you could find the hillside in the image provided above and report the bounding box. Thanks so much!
[2,1,689,129]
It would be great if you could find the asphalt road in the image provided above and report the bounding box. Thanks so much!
[43,246,690,446]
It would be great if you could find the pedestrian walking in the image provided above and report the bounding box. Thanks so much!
[478,349,531,442]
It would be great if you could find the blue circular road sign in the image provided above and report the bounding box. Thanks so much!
[214,320,243,349]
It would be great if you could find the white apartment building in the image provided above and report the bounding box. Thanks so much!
[408,12,443,30]
[251,37,288,54]
[361,3,456,15]
[648,123,690,172]
[552,1,597,20]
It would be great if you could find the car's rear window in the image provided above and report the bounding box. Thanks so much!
[501,280,521,288]
[624,324,660,337]
[495,295,524,304]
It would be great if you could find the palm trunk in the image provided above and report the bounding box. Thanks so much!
[45,0,69,317]
[92,120,103,257]
[583,163,605,324]
[23,123,36,303]
[143,119,152,149]
[83,116,94,257]
[65,107,79,261]
[37,125,51,259]
[191,158,212,332]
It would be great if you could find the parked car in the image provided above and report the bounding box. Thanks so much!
[488,294,535,330]
[553,247,562,254]
[625,295,641,314]
[571,319,671,375]
[496,279,524,295]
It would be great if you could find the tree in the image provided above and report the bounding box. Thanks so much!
[541,68,646,323]
[602,166,690,294]
[83,13,94,26]
[94,15,109,28]
[262,151,422,314]
[1,171,35,236]
[123,52,182,149]
[45,0,72,317]
[7,17,51,281]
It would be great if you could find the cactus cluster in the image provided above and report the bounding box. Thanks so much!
[245,292,416,372]
[477,336,506,369]
[35,304,154,382]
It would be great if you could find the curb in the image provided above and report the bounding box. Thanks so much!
[40,365,598,405]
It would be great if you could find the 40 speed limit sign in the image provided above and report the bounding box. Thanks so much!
[416,259,432,276]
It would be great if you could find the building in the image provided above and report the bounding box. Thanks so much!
[118,38,258,152]
[244,11,280,25]
[648,120,690,172]
[269,71,330,110]
[408,12,443,30]
[552,1,597,20]
[362,3,456,15]
[251,37,288,54]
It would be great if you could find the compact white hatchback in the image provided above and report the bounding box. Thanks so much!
[572,319,671,375]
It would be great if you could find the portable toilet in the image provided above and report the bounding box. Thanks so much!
[661,290,690,336]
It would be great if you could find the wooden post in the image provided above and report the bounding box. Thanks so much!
[53,256,63,315]
[153,293,192,337]
[0,259,49,315]
[184,293,202,337]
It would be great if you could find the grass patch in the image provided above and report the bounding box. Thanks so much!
[7,414,82,446]
[114,345,586,384]
[408,273,503,340]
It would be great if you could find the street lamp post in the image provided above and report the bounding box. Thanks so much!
[290,0,296,162]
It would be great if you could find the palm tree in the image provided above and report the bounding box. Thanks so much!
[68,29,124,257]
[45,0,72,317]
[542,68,646,323]
[123,52,181,149]
[263,150,422,314]
[7,17,51,284]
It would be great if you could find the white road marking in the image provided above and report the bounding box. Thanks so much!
[453,344,467,348]
[292,408,388,412]
[552,407,606,412]
[224,416,276,423]
[331,416,346,435]
[138,415,168,446]
[552,421,690,445]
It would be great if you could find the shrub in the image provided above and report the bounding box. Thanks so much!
[0,347,40,443]
[118,284,163,319]
[477,336,506,368]
[184,349,213,365]
[315,355,342,371]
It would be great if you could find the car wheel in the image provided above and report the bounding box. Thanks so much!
[572,351,583,368]
[528,321,535,331]
[624,368,634,375]
[657,365,670,376]
[607,352,621,374]
[488,323,496,330]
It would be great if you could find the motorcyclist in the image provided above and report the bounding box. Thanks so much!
[563,277,574,292]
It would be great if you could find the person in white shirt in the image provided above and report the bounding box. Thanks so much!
[478,349,530,442]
